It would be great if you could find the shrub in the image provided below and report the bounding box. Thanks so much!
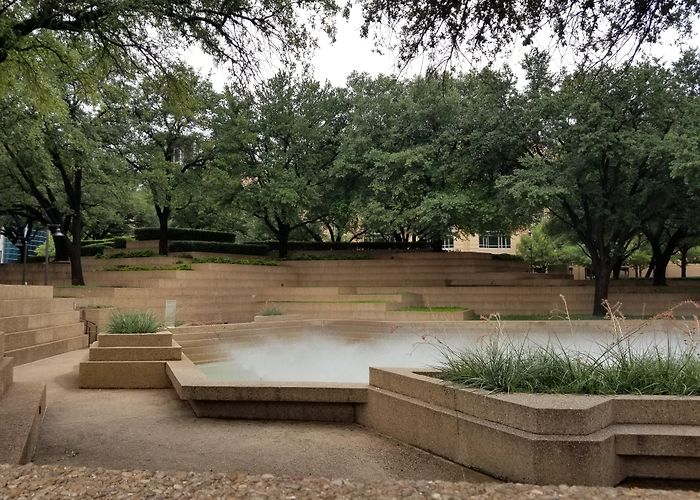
[191,256,278,266]
[436,300,700,396]
[98,249,158,259]
[246,240,431,251]
[135,227,237,242]
[491,253,524,261]
[259,306,284,316]
[112,237,128,248]
[107,311,163,333]
[168,240,269,256]
[81,244,109,257]
[101,263,193,271]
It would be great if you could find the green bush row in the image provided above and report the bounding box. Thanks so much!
[168,240,269,256]
[191,256,278,266]
[97,249,157,259]
[135,227,237,242]
[101,263,193,271]
[246,240,432,251]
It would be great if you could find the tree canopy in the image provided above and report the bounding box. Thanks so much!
[359,0,700,68]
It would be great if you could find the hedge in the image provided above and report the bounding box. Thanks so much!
[246,240,432,251]
[135,227,237,242]
[168,240,269,256]
[81,243,110,256]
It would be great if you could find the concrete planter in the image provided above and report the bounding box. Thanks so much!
[357,367,700,486]
[96,331,172,347]
[79,331,181,389]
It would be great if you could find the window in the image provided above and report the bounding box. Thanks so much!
[479,232,511,249]
[442,235,455,251]
[172,147,183,165]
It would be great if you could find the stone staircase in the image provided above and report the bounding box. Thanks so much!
[0,285,87,366]
[0,287,49,464]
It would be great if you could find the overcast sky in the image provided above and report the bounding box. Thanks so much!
[187,7,700,91]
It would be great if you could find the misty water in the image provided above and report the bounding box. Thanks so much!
[197,327,697,384]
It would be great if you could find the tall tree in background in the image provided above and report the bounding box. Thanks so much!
[217,72,349,257]
[339,70,526,245]
[0,1,338,76]
[0,66,121,285]
[110,65,219,255]
[359,0,700,68]
[503,55,691,315]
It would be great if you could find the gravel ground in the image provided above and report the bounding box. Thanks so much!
[1,464,698,499]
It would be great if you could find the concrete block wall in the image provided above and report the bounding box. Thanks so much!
[0,285,87,365]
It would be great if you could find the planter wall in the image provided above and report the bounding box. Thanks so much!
[356,367,700,486]
[79,331,181,388]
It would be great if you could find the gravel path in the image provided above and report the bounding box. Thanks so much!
[1,464,698,499]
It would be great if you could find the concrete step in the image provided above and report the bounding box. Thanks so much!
[0,297,75,316]
[171,321,317,339]
[259,292,422,305]
[0,381,46,464]
[5,323,85,351]
[6,334,88,366]
[0,285,54,300]
[0,310,82,333]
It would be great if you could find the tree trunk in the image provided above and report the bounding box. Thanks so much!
[277,224,291,259]
[155,205,171,256]
[611,256,623,280]
[68,216,85,286]
[592,260,612,317]
[652,252,671,286]
[430,236,443,252]
[680,246,688,278]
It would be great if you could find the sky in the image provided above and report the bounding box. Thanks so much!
[186,6,700,91]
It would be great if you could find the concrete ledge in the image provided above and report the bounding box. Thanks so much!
[189,400,356,422]
[89,344,182,361]
[97,332,172,347]
[6,335,88,366]
[166,356,366,422]
[357,368,700,486]
[0,382,46,464]
[79,361,171,389]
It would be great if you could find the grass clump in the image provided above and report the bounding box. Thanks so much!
[97,249,157,259]
[101,263,193,271]
[437,336,700,395]
[191,256,278,266]
[436,299,700,396]
[107,311,163,333]
[259,306,284,316]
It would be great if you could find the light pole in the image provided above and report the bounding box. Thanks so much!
[44,224,63,286]
[21,226,28,285]
[528,229,534,273]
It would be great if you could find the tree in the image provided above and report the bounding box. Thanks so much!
[0,1,337,72]
[0,72,122,285]
[359,0,700,68]
[502,57,684,315]
[339,70,527,246]
[109,64,219,255]
[217,72,350,258]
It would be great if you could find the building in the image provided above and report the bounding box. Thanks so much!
[0,230,47,264]
[444,231,524,255]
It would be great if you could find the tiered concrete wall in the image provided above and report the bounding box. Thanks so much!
[0,285,87,365]
[0,305,47,464]
[2,253,698,323]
